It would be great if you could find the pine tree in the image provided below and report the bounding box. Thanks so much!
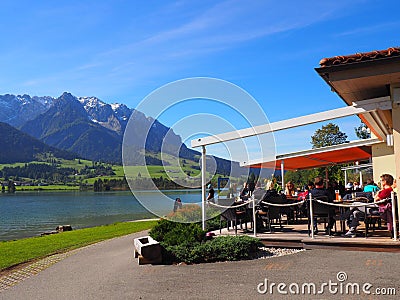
[311,123,348,148]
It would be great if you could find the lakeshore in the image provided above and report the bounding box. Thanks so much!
[0,190,201,241]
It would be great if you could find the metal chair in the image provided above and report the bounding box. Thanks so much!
[257,194,284,232]
[364,196,397,238]
[218,198,248,235]
[307,196,336,236]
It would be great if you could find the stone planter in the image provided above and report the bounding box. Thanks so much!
[133,236,162,265]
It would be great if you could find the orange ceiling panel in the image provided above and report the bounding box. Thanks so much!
[250,146,371,170]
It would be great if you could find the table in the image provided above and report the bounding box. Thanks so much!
[333,199,377,233]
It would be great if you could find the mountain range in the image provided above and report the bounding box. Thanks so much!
[0,92,240,175]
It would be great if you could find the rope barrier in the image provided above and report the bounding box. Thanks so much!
[207,199,252,209]
[313,197,389,208]
[260,200,306,207]
[208,197,389,209]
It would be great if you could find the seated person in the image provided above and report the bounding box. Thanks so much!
[309,176,335,234]
[284,181,296,197]
[240,182,249,200]
[345,182,354,190]
[375,174,394,234]
[353,182,362,192]
[256,186,287,230]
[252,182,266,204]
[262,180,279,199]
[247,181,255,196]
[297,182,314,200]
[344,174,394,237]
[363,178,380,193]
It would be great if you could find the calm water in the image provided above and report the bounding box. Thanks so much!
[0,190,202,241]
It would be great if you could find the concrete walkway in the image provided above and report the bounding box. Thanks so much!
[1,230,399,299]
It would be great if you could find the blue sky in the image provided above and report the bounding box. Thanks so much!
[1,0,399,159]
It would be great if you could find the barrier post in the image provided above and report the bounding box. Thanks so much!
[397,192,400,242]
[309,193,314,239]
[391,192,397,241]
[252,194,256,237]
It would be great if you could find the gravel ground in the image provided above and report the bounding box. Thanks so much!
[254,247,305,259]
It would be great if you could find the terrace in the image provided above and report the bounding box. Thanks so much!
[193,47,400,251]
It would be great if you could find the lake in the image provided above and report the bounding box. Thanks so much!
[0,190,202,241]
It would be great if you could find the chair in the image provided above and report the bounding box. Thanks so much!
[307,196,336,236]
[343,192,374,202]
[257,194,284,232]
[219,198,248,235]
[364,196,397,238]
[364,207,382,237]
[355,192,374,202]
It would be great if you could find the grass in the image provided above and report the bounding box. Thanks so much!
[1,155,238,191]
[0,220,158,271]
[58,158,93,170]
[16,185,79,191]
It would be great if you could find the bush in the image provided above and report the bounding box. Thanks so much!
[199,235,262,262]
[166,235,262,264]
[149,219,206,246]
[149,219,262,264]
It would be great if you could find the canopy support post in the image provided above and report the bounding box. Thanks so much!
[281,160,285,191]
[325,167,329,189]
[201,146,206,231]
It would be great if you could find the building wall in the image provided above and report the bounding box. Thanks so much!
[392,86,400,189]
[372,143,395,184]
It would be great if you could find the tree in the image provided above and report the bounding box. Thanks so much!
[287,123,349,188]
[8,180,15,193]
[355,121,371,139]
[311,123,348,149]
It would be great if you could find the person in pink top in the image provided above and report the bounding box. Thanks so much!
[375,174,394,234]
[344,173,394,238]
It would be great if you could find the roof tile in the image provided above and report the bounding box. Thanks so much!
[319,47,400,67]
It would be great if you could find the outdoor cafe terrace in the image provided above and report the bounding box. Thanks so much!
[210,189,400,253]
[193,47,400,252]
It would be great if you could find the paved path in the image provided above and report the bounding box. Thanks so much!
[1,231,399,299]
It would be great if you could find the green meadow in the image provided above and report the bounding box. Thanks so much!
[0,220,158,271]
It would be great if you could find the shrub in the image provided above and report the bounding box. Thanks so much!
[149,219,206,246]
[166,235,262,264]
[150,219,262,264]
[196,235,262,262]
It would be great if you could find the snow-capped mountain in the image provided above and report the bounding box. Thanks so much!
[78,96,131,134]
[0,93,133,135]
[5,92,184,163]
[0,94,54,127]
[0,92,241,174]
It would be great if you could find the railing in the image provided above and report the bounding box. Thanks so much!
[308,192,397,240]
[207,192,399,241]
